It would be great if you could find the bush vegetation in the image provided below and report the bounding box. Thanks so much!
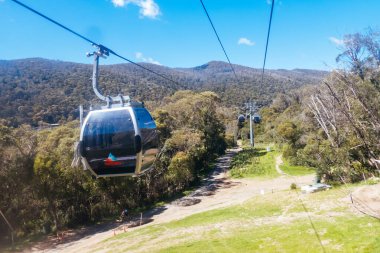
[257,30,380,184]
[0,91,231,244]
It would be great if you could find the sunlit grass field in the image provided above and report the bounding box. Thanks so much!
[229,144,279,178]
[87,144,379,253]
[230,144,315,178]
[93,185,380,253]
[280,159,316,176]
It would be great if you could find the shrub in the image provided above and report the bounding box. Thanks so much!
[225,133,236,148]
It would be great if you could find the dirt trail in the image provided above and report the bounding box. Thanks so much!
[275,154,285,175]
[351,183,380,219]
[30,147,315,253]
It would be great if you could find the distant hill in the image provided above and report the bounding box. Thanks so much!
[0,58,328,126]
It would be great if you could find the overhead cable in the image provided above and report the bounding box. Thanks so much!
[261,0,275,83]
[10,0,181,86]
[199,0,240,83]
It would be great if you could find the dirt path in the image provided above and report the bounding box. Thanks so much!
[351,183,380,219]
[275,154,286,175]
[30,147,315,253]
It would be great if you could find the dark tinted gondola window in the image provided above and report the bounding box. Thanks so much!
[134,108,156,129]
[134,108,157,149]
[83,109,135,155]
[133,108,158,171]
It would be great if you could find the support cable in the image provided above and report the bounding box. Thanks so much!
[199,0,240,83]
[10,0,181,86]
[261,0,275,84]
[338,178,380,220]
[286,172,327,253]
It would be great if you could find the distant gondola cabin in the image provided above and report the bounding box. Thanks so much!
[253,115,261,124]
[238,114,246,123]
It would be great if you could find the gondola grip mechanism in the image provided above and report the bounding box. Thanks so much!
[87,45,130,107]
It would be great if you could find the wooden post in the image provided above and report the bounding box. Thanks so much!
[11,231,14,249]
[0,210,14,249]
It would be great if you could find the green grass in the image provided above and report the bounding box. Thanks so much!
[229,144,279,178]
[89,142,380,253]
[93,185,380,253]
[280,159,316,176]
[164,201,282,229]
[230,143,315,178]
[160,216,380,253]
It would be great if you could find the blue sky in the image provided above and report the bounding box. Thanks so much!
[1,0,380,70]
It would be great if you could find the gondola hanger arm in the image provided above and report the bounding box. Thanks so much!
[87,45,130,108]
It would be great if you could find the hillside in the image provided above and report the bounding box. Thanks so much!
[0,58,328,126]
[22,145,380,252]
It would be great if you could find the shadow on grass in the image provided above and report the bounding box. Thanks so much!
[231,149,269,168]
[229,146,279,178]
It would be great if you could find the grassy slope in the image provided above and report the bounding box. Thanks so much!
[229,144,279,178]
[90,145,379,252]
[280,158,316,176]
[230,144,315,177]
[93,185,380,253]
[161,216,380,253]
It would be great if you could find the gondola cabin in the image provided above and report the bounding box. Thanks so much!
[79,103,159,177]
[238,114,246,123]
[253,115,261,124]
[237,114,245,129]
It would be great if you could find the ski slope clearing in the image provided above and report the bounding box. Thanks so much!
[28,147,315,252]
[27,148,380,253]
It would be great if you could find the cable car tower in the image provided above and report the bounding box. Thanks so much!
[78,45,159,178]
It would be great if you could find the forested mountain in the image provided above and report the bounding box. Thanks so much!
[0,58,327,126]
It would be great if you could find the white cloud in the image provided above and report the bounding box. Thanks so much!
[112,0,125,7]
[238,37,255,46]
[135,52,161,65]
[112,0,160,19]
[329,36,345,46]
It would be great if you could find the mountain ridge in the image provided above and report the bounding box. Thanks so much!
[0,57,329,73]
[0,58,328,126]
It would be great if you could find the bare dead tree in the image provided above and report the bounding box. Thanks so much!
[323,80,377,160]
